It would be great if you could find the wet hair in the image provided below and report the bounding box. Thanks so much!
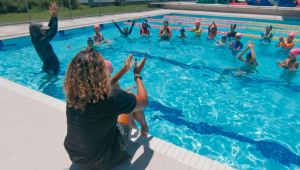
[231,23,237,28]
[246,52,252,60]
[64,48,112,111]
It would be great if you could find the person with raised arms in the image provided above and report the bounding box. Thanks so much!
[111,18,137,36]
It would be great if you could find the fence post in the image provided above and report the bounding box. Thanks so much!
[139,0,141,11]
[69,0,73,19]
[99,0,102,16]
[24,0,32,23]
[122,0,124,13]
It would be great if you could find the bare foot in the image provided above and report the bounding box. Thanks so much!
[140,125,149,135]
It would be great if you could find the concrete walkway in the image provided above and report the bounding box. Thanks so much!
[0,77,235,170]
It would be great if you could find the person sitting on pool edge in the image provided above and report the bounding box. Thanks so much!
[64,48,149,170]
[277,48,300,72]
[178,27,188,37]
[208,21,217,39]
[140,22,150,35]
[217,35,227,46]
[67,37,111,49]
[111,18,137,35]
[93,24,110,45]
[227,23,237,39]
[158,20,172,38]
[191,20,202,36]
[105,60,149,134]
[260,25,273,44]
[29,2,59,75]
[276,32,296,51]
[228,33,243,52]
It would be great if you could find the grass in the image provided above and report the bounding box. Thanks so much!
[0,4,159,25]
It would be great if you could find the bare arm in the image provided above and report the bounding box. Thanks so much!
[133,58,148,112]
[292,62,299,71]
[237,47,249,62]
[168,28,172,38]
[277,59,287,68]
[110,54,133,86]
[158,29,163,37]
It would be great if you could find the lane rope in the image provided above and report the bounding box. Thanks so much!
[123,22,300,42]
[147,18,300,34]
[163,15,300,28]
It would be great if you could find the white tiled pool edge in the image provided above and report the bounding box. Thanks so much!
[0,77,236,170]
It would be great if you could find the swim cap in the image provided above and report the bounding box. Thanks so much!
[145,19,148,21]
[236,33,243,38]
[94,24,100,29]
[124,26,128,29]
[246,52,252,59]
[290,48,300,58]
[142,22,147,25]
[231,23,237,28]
[163,20,168,24]
[195,20,200,25]
[180,27,185,32]
[87,37,94,42]
[222,35,227,39]
[105,60,113,73]
[288,32,296,38]
[211,25,215,29]
[266,25,272,29]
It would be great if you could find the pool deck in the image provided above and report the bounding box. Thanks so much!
[1,9,297,170]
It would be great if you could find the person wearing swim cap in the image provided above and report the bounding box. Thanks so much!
[179,27,188,37]
[158,20,172,38]
[111,18,137,35]
[144,19,151,29]
[208,21,217,39]
[191,20,202,36]
[217,35,227,46]
[140,22,150,35]
[105,59,149,135]
[228,33,243,52]
[261,25,273,43]
[93,24,110,45]
[276,32,296,50]
[277,48,300,71]
[227,23,237,39]
[29,2,59,75]
[67,37,111,49]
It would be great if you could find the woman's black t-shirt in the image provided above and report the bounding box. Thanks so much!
[64,89,137,170]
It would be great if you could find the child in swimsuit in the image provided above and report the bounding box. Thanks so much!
[158,20,172,38]
[228,33,243,52]
[276,32,296,51]
[140,22,150,35]
[277,48,300,72]
[67,37,111,49]
[179,27,188,37]
[144,19,151,29]
[217,35,227,46]
[227,23,237,39]
[235,42,259,76]
[112,18,137,35]
[191,20,202,36]
[93,24,109,45]
[208,21,217,39]
[261,25,273,43]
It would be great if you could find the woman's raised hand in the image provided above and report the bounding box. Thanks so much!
[49,1,58,18]
[134,57,147,75]
[123,54,133,72]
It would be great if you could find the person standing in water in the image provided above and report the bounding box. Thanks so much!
[140,22,150,35]
[29,2,59,75]
[191,20,202,36]
[93,24,110,45]
[227,23,237,39]
[111,18,137,35]
[158,20,172,38]
[208,21,217,39]
[277,48,300,72]
[179,27,188,37]
[261,25,273,43]
[276,32,296,51]
[228,33,243,52]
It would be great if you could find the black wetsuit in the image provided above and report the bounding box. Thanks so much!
[227,31,237,38]
[113,21,135,35]
[31,17,59,74]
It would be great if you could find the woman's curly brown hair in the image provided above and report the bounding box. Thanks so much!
[64,48,112,111]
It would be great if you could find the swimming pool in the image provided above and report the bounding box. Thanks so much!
[1,13,300,170]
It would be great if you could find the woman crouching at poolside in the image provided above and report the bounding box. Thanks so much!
[63,48,148,170]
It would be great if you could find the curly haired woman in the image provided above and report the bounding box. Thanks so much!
[63,48,148,170]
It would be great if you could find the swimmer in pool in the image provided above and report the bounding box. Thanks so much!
[140,22,150,35]
[142,19,151,29]
[67,37,110,49]
[105,59,149,135]
[217,35,227,46]
[158,20,172,38]
[178,27,188,37]
[276,32,296,51]
[277,48,300,72]
[111,18,137,35]
[29,2,59,75]
[93,24,110,45]
[208,21,217,39]
[235,42,259,76]
[227,23,237,39]
[228,33,243,52]
[191,20,202,36]
[260,25,273,43]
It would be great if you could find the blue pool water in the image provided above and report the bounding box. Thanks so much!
[1,14,300,170]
